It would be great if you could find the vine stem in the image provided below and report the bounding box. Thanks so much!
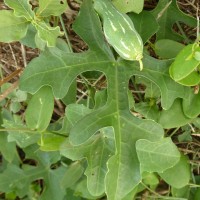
[140,182,187,200]
[59,15,73,53]
[0,128,67,137]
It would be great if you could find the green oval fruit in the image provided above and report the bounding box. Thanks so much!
[94,0,143,70]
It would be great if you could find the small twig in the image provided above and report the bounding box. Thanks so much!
[55,99,65,112]
[8,44,18,68]
[178,147,200,156]
[0,68,22,87]
[53,107,64,117]
[21,44,27,67]
[0,81,19,101]
[0,63,3,79]
[188,123,195,132]
[92,74,105,87]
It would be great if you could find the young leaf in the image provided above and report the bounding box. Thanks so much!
[25,86,54,132]
[33,21,63,47]
[36,0,67,17]
[39,133,65,151]
[0,10,29,42]
[136,137,180,173]
[4,0,34,21]
[169,44,200,82]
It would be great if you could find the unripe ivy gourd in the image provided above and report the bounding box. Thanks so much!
[94,0,144,70]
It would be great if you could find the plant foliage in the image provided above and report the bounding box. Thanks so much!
[0,0,199,200]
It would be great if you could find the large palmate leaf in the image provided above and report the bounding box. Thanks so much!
[0,10,29,42]
[151,0,197,41]
[0,146,66,199]
[19,1,181,199]
[4,0,34,20]
[61,104,115,196]
[36,0,67,17]
[19,0,113,97]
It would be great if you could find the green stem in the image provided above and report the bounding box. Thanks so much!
[169,127,180,137]
[0,128,67,137]
[59,15,73,52]
[175,22,190,44]
[140,182,187,200]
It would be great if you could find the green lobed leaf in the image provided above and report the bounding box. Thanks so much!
[171,186,190,199]
[0,10,29,43]
[72,0,113,55]
[0,164,28,196]
[19,1,182,199]
[159,154,190,188]
[136,137,180,173]
[112,0,144,14]
[0,111,16,162]
[151,0,197,41]
[36,0,67,17]
[122,55,191,110]
[40,167,66,200]
[20,24,37,48]
[19,0,113,96]
[22,146,66,199]
[69,64,165,200]
[134,102,159,121]
[4,0,34,21]
[61,127,115,196]
[25,86,54,132]
[61,162,85,189]
[182,88,200,118]
[33,20,63,47]
[158,99,193,129]
[155,39,185,59]
[129,11,159,43]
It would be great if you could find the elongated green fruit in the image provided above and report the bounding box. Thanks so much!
[94,0,143,70]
